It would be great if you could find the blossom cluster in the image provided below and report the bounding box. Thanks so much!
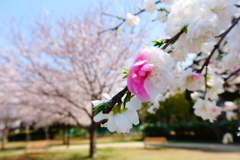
[93,0,240,136]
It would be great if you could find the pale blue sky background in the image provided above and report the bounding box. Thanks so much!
[0,0,193,67]
[0,0,159,45]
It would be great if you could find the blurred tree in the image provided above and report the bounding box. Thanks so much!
[145,92,196,124]
[0,6,144,158]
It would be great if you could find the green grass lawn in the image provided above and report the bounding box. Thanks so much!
[1,135,142,150]
[1,147,240,160]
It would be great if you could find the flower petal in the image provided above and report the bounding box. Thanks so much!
[124,111,139,125]
[144,78,159,100]
[107,117,117,132]
[93,112,105,122]
[103,93,111,100]
[126,97,141,111]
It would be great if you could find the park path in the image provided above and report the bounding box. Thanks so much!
[160,142,240,152]
[1,142,240,155]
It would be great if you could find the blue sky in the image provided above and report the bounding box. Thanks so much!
[0,0,160,45]
[0,0,193,67]
[0,0,107,45]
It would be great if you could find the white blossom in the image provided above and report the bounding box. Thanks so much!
[125,13,140,27]
[144,0,156,13]
[166,0,202,37]
[190,92,202,100]
[166,0,220,53]
[204,67,224,100]
[161,0,174,4]
[222,52,240,70]
[93,97,141,133]
[226,111,237,121]
[193,98,221,123]
[222,133,233,144]
[204,0,239,30]
[169,42,188,62]
[223,101,238,111]
[157,11,168,22]
[205,77,224,100]
[225,23,240,54]
[180,68,204,92]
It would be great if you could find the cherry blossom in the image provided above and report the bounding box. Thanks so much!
[180,68,204,92]
[127,46,174,101]
[93,97,141,133]
[193,98,222,123]
[144,0,156,13]
[125,13,140,27]
[222,133,233,144]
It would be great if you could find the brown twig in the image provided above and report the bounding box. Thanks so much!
[224,68,240,82]
[102,86,128,114]
[161,30,184,50]
[99,0,161,34]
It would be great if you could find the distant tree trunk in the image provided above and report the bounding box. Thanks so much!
[3,127,9,143]
[62,125,68,145]
[25,124,30,142]
[44,126,49,149]
[1,133,3,150]
[44,126,49,140]
[1,127,9,150]
[89,118,97,158]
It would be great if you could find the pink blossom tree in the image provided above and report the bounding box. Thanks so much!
[1,7,144,157]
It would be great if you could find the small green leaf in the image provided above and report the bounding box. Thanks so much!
[152,39,166,48]
[170,40,176,45]
[122,75,128,79]
[191,100,197,103]
[158,8,164,11]
[180,25,188,33]
[216,55,222,61]
[93,102,109,116]
[123,91,132,108]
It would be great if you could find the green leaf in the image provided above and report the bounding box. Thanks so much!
[122,75,128,79]
[170,40,176,45]
[180,25,188,33]
[191,100,197,103]
[93,102,109,116]
[152,39,166,48]
[123,91,132,108]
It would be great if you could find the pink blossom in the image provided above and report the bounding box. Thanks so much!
[127,47,174,101]
[127,48,155,101]
[191,73,203,79]
[233,65,240,71]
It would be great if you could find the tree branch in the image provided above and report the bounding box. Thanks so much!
[224,68,240,82]
[102,86,128,114]
[98,0,162,34]
[161,30,184,51]
[197,15,240,73]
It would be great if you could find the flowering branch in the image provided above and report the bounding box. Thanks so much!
[98,0,161,34]
[197,15,240,74]
[102,86,128,114]
[161,30,185,50]
[102,13,124,20]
